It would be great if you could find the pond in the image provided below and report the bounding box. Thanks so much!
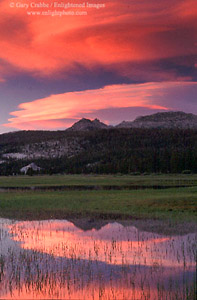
[0,218,196,299]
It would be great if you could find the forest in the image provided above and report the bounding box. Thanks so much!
[0,128,196,175]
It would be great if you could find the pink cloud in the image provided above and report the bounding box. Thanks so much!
[3,82,182,130]
[0,0,196,78]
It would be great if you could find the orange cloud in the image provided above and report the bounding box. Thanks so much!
[3,82,173,130]
[175,0,197,18]
[0,0,196,78]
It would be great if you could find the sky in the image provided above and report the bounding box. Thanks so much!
[0,0,196,133]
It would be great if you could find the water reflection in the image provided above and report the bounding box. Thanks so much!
[0,218,196,299]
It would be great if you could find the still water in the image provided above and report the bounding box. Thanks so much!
[0,218,196,299]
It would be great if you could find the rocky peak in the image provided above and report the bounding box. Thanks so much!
[117,111,197,129]
[67,118,109,131]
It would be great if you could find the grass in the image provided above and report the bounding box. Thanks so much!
[0,186,196,221]
[0,174,197,187]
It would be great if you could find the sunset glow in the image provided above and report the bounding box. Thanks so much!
[0,0,196,132]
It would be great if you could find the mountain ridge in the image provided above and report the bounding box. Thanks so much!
[67,118,109,131]
[65,111,197,131]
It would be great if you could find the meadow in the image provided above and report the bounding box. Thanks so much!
[0,174,196,222]
[0,173,197,187]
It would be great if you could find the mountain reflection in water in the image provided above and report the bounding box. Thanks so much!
[0,218,196,299]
